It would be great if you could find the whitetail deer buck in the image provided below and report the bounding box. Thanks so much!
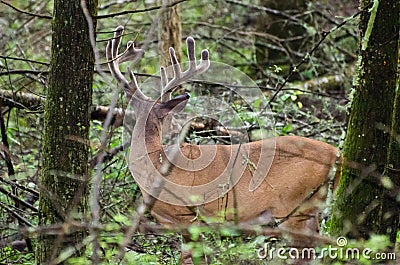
[107,26,340,264]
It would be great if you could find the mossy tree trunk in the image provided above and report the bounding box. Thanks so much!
[385,19,400,241]
[329,0,399,242]
[36,0,97,263]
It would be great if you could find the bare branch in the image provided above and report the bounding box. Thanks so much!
[96,0,189,19]
[0,0,52,19]
[0,55,49,66]
[0,69,48,77]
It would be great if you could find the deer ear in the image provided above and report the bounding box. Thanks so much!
[155,93,189,118]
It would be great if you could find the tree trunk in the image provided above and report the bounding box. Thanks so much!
[385,12,400,241]
[255,0,307,65]
[329,0,399,242]
[158,0,182,67]
[36,0,97,263]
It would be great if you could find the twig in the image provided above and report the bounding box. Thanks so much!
[0,88,44,110]
[80,1,103,262]
[116,122,192,260]
[0,186,38,212]
[0,69,48,76]
[0,201,33,227]
[0,112,15,176]
[0,55,49,66]
[99,0,133,10]
[244,5,366,132]
[0,176,39,197]
[267,4,369,106]
[225,0,301,23]
[0,0,51,19]
[275,178,329,227]
[17,219,334,247]
[89,141,130,169]
[96,0,188,19]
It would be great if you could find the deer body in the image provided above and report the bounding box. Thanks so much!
[129,96,337,230]
[154,138,336,227]
[106,26,339,264]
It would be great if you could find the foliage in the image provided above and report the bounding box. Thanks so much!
[0,246,34,264]
[1,0,389,264]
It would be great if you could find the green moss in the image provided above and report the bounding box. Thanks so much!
[36,0,98,263]
[329,0,399,242]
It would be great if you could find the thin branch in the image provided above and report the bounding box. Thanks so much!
[243,6,367,133]
[96,0,188,19]
[267,4,368,106]
[0,112,15,176]
[116,123,197,260]
[0,89,44,110]
[0,68,155,78]
[0,186,38,213]
[18,220,334,247]
[0,202,33,227]
[99,0,134,10]
[0,0,51,19]
[225,0,301,23]
[80,1,102,261]
[0,89,127,125]
[0,69,48,76]
[0,55,49,66]
[0,175,40,198]
[274,178,329,227]
[89,141,129,169]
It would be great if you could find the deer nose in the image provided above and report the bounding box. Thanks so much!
[173,92,190,100]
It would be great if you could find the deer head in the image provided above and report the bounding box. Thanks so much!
[106,25,209,149]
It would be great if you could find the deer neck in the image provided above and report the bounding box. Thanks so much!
[131,116,163,157]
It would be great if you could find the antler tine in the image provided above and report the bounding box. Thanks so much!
[186,37,197,71]
[119,41,144,63]
[106,26,147,101]
[161,37,210,102]
[160,66,168,91]
[111,25,124,58]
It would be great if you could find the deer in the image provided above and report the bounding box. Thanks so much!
[106,25,340,264]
